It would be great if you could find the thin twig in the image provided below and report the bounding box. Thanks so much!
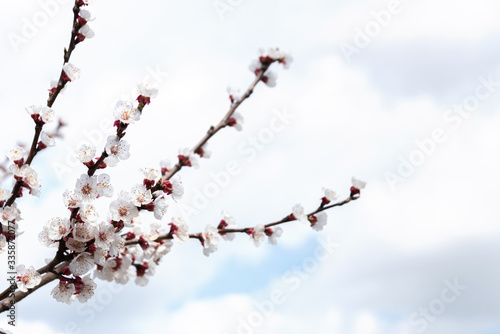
[161,63,270,182]
[2,1,82,227]
[125,196,359,246]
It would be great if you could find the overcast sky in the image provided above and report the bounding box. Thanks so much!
[1,0,500,333]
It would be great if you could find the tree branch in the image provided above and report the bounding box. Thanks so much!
[2,1,85,230]
[0,261,69,313]
[161,63,271,182]
[125,196,359,246]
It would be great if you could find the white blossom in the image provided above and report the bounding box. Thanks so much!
[259,47,293,68]
[151,241,172,263]
[160,159,172,172]
[227,86,242,103]
[131,184,153,207]
[93,247,107,266]
[47,217,71,241]
[352,177,366,190]
[97,173,113,197]
[292,203,308,223]
[20,165,41,196]
[78,24,95,39]
[105,136,130,167]
[190,153,200,168]
[51,280,75,304]
[75,174,99,203]
[135,275,149,287]
[0,234,7,254]
[94,221,117,250]
[0,188,11,201]
[66,237,87,253]
[16,265,42,292]
[0,204,21,223]
[76,144,96,163]
[114,255,134,284]
[69,252,94,276]
[78,9,94,22]
[113,100,140,124]
[134,221,162,243]
[72,222,95,243]
[263,71,278,87]
[6,146,26,162]
[137,80,159,98]
[311,211,328,232]
[96,255,133,284]
[219,211,237,241]
[170,175,184,201]
[249,59,261,74]
[38,226,54,247]
[25,105,55,123]
[250,224,266,247]
[109,237,124,257]
[278,50,293,69]
[170,217,189,243]
[202,224,219,257]
[135,261,155,287]
[229,112,244,131]
[80,203,99,224]
[40,131,56,147]
[8,164,22,177]
[178,148,200,168]
[63,189,82,208]
[153,195,168,220]
[94,261,114,282]
[50,78,66,94]
[141,167,160,181]
[260,47,279,59]
[109,191,139,223]
[267,227,283,245]
[62,63,81,81]
[197,143,211,159]
[323,188,338,203]
[76,275,97,303]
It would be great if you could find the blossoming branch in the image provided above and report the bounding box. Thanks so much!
[0,0,364,317]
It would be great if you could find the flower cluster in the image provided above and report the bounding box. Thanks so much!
[177,147,200,168]
[37,167,121,303]
[247,224,283,247]
[25,105,55,125]
[249,47,293,87]
[5,144,43,198]
[39,208,118,303]
[51,274,97,304]
[124,221,172,286]
[93,166,182,285]
[96,221,168,286]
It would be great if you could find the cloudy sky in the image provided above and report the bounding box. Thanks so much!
[1,0,500,333]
